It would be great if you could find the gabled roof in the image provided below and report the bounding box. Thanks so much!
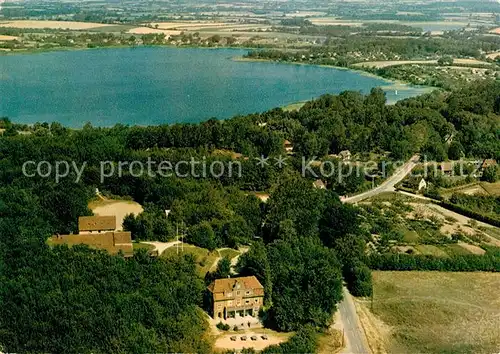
[481,159,497,169]
[78,216,116,232]
[439,162,453,172]
[313,179,326,189]
[208,276,264,294]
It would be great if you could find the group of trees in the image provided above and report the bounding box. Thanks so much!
[233,172,369,334]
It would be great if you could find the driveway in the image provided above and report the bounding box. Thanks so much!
[141,241,180,255]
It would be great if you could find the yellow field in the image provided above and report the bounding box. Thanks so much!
[127,27,181,36]
[0,35,19,41]
[357,271,500,354]
[0,20,113,30]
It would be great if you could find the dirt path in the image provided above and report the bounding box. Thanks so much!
[230,246,249,274]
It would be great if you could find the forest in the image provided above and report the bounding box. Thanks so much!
[0,80,499,352]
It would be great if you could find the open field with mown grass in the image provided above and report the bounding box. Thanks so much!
[357,271,500,354]
[162,243,218,277]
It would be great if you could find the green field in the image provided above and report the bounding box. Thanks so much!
[218,248,240,260]
[162,243,218,277]
[366,271,500,354]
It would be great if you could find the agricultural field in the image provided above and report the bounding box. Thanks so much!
[439,182,500,199]
[361,192,500,256]
[0,20,114,30]
[356,271,500,354]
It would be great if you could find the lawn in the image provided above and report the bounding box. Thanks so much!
[480,182,500,196]
[413,244,449,257]
[133,242,155,254]
[481,227,500,241]
[218,248,240,260]
[361,271,500,354]
[162,244,218,277]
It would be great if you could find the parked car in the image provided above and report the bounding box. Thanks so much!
[230,336,237,341]
[251,335,258,341]
[261,334,268,340]
[241,336,247,341]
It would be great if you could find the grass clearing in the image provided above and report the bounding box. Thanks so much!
[317,328,343,354]
[360,271,500,354]
[480,182,500,196]
[413,244,449,257]
[133,242,155,252]
[162,244,218,277]
[218,248,240,260]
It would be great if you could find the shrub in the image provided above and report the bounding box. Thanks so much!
[344,260,373,297]
[216,322,230,331]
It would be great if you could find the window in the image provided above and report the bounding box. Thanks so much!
[245,300,250,304]
[217,304,222,309]
[246,290,252,295]
[236,291,241,296]
[254,299,259,303]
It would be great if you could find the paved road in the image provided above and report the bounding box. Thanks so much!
[343,155,419,204]
[338,287,371,354]
[141,240,180,255]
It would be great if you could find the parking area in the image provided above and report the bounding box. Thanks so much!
[214,330,290,351]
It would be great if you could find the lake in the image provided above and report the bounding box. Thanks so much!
[0,47,430,127]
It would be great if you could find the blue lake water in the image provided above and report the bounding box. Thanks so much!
[0,47,430,127]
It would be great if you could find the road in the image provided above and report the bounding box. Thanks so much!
[141,240,180,255]
[338,287,371,354]
[343,155,419,204]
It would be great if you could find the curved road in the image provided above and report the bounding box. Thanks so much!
[343,155,419,204]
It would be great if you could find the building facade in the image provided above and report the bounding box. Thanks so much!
[207,276,264,320]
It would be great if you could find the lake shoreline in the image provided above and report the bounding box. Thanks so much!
[233,56,437,94]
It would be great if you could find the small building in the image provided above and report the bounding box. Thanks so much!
[207,276,264,320]
[78,215,116,233]
[284,140,293,154]
[339,150,351,161]
[313,179,326,189]
[49,215,133,257]
[439,162,453,175]
[50,231,133,257]
[481,159,497,170]
[403,177,427,192]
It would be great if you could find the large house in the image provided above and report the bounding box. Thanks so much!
[207,276,264,320]
[50,216,133,257]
